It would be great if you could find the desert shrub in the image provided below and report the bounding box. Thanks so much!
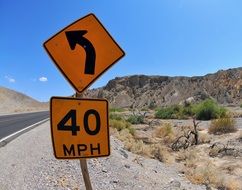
[223,177,242,190]
[181,104,194,117]
[126,114,145,124]
[109,118,135,135]
[116,128,173,163]
[141,108,149,111]
[208,117,237,135]
[109,119,130,131]
[154,99,227,120]
[110,107,125,112]
[179,148,199,167]
[117,128,134,142]
[125,140,173,163]
[151,144,173,163]
[155,105,182,119]
[128,127,135,135]
[109,113,123,120]
[155,104,195,119]
[199,132,211,144]
[148,101,156,110]
[125,139,151,156]
[154,123,175,144]
[186,161,223,187]
[193,99,227,120]
[155,123,173,137]
[155,107,174,119]
[217,106,227,117]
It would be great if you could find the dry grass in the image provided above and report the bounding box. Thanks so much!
[150,144,174,163]
[199,132,211,144]
[111,109,242,189]
[222,164,242,176]
[208,144,221,158]
[126,140,173,163]
[175,125,193,136]
[110,119,130,130]
[186,161,224,188]
[110,119,135,135]
[176,148,199,167]
[114,127,174,163]
[176,140,242,190]
[209,117,237,135]
[153,122,175,144]
[117,128,134,142]
[223,177,242,190]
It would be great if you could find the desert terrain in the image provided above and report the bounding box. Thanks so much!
[0,86,48,114]
[85,67,242,189]
[108,107,242,190]
[0,67,242,189]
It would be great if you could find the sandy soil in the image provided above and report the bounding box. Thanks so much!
[111,109,242,189]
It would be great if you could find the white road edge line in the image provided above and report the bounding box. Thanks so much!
[0,118,49,143]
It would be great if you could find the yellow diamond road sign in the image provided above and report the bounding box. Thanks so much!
[44,13,125,93]
[50,97,110,159]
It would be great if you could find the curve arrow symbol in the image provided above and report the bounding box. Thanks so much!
[65,30,96,75]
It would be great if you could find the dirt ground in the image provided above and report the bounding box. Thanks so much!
[111,108,242,190]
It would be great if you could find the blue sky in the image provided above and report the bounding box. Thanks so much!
[1,0,242,102]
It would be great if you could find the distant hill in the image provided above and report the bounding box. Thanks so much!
[85,67,242,108]
[0,86,48,114]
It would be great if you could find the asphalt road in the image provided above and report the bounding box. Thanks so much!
[0,111,49,140]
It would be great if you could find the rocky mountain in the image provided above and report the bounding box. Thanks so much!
[85,67,242,108]
[0,86,48,114]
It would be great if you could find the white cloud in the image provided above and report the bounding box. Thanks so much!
[5,76,16,83]
[39,77,48,82]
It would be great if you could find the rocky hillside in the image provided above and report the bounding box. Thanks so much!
[85,67,242,108]
[0,86,48,114]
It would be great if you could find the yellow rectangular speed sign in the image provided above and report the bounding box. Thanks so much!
[50,97,110,159]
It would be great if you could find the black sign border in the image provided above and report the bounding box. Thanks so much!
[43,13,125,93]
[50,96,110,159]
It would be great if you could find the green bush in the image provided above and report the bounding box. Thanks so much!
[110,107,125,112]
[127,115,145,124]
[208,117,237,135]
[155,107,175,119]
[240,104,242,108]
[155,105,191,119]
[109,113,123,120]
[154,99,227,120]
[193,99,227,120]
[128,127,135,135]
[181,104,194,117]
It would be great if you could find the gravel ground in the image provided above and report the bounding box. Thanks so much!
[0,122,206,190]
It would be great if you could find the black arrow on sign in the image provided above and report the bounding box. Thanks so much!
[65,30,96,75]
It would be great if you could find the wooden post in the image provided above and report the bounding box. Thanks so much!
[76,92,93,190]
[80,159,93,190]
